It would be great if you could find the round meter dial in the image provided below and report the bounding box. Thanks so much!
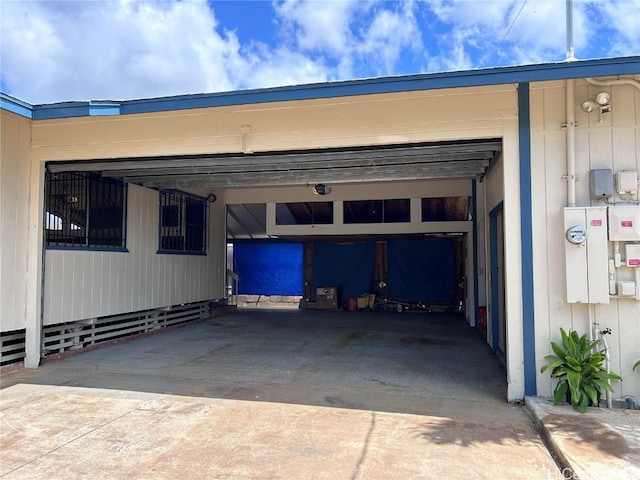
[566,225,587,244]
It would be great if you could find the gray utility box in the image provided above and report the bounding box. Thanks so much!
[590,169,613,199]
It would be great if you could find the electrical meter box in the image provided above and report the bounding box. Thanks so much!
[608,206,640,241]
[564,207,609,303]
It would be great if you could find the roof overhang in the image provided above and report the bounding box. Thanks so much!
[46,139,502,189]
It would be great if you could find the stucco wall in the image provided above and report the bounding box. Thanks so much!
[0,111,33,333]
[531,80,640,400]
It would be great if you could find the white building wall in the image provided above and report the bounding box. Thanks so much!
[532,80,640,400]
[43,183,225,325]
[0,111,32,333]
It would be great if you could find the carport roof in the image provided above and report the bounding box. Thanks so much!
[47,139,502,188]
[2,56,639,120]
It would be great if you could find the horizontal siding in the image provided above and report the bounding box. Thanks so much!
[0,112,31,333]
[531,80,640,399]
[43,184,225,325]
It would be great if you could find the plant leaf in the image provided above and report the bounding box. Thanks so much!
[541,359,564,374]
[567,369,581,395]
[591,378,615,392]
[553,381,568,405]
[576,392,589,413]
[583,384,599,407]
[551,342,567,359]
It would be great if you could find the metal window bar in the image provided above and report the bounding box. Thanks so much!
[161,190,207,252]
[45,170,126,249]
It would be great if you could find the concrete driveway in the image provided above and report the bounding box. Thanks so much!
[1,309,558,479]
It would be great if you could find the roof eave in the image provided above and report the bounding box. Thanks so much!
[2,56,639,121]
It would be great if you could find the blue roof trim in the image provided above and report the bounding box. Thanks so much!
[120,56,640,116]
[2,56,639,120]
[89,100,121,116]
[0,93,33,119]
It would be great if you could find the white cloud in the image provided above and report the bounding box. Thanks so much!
[275,0,424,78]
[1,0,247,103]
[355,2,423,75]
[241,45,330,89]
[0,0,637,105]
[275,0,357,55]
[420,0,640,67]
[421,0,582,66]
[593,1,640,57]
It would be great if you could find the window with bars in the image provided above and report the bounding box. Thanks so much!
[159,191,207,254]
[45,171,127,249]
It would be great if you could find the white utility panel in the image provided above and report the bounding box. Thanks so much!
[608,206,640,241]
[563,207,610,304]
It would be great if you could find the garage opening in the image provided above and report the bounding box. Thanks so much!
[44,138,504,405]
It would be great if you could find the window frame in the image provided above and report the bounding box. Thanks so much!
[158,190,208,255]
[343,198,411,224]
[44,170,128,251]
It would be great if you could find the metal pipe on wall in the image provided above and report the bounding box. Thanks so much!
[566,79,577,207]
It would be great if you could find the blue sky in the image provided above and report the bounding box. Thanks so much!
[1,0,639,105]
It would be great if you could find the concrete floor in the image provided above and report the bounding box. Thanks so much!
[1,308,559,479]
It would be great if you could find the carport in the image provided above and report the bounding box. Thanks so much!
[43,137,506,397]
[5,71,528,400]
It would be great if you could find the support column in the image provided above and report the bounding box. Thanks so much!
[24,161,45,368]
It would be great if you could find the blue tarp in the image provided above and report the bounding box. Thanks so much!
[233,242,303,295]
[387,239,455,303]
[312,242,375,301]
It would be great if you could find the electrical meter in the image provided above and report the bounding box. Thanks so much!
[566,225,587,244]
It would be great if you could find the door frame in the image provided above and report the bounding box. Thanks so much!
[489,202,505,360]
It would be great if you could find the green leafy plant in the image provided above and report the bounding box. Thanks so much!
[540,328,622,413]
[634,360,640,371]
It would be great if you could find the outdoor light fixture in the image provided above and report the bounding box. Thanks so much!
[207,192,217,203]
[595,91,611,106]
[580,99,596,113]
[312,184,331,195]
[581,91,611,123]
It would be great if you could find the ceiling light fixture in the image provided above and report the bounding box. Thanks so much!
[312,184,331,195]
